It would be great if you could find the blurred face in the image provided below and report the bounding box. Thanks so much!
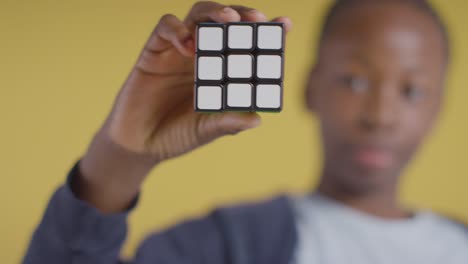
[308,2,447,194]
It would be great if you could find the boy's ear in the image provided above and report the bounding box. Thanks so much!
[305,66,319,112]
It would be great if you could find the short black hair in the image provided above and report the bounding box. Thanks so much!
[319,0,451,60]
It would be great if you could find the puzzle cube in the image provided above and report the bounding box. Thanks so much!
[195,22,284,112]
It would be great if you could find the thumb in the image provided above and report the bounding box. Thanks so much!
[196,112,262,143]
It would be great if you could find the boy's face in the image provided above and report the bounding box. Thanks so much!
[308,2,447,193]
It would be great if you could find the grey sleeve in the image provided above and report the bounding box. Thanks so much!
[22,162,134,264]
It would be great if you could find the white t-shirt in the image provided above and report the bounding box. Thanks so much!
[291,193,468,264]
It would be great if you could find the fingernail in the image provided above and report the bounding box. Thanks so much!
[222,7,233,13]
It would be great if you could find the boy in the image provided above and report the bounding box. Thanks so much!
[24,1,468,263]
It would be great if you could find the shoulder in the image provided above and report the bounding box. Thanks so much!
[446,217,468,236]
[213,194,297,244]
[426,212,468,241]
[436,212,468,231]
[215,194,295,222]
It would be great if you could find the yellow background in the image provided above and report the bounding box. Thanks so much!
[1,0,467,263]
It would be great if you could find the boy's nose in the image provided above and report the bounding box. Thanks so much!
[359,83,399,133]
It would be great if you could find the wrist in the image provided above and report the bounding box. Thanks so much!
[76,129,158,213]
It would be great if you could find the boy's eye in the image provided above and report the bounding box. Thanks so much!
[403,84,426,102]
[338,74,369,94]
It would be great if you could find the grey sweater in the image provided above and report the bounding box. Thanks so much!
[23,162,468,264]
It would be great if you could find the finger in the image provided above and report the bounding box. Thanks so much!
[184,1,241,30]
[197,112,262,142]
[271,16,293,33]
[229,5,268,22]
[146,14,194,57]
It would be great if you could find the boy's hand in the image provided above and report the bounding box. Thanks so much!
[76,1,292,213]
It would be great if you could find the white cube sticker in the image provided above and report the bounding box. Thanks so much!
[197,86,222,110]
[228,25,253,49]
[256,84,281,108]
[227,83,252,107]
[198,56,223,80]
[198,27,224,51]
[227,54,253,78]
[257,25,283,50]
[257,55,282,79]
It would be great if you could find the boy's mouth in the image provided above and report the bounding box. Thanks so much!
[351,145,395,170]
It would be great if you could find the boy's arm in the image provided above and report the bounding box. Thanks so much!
[22,2,292,263]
